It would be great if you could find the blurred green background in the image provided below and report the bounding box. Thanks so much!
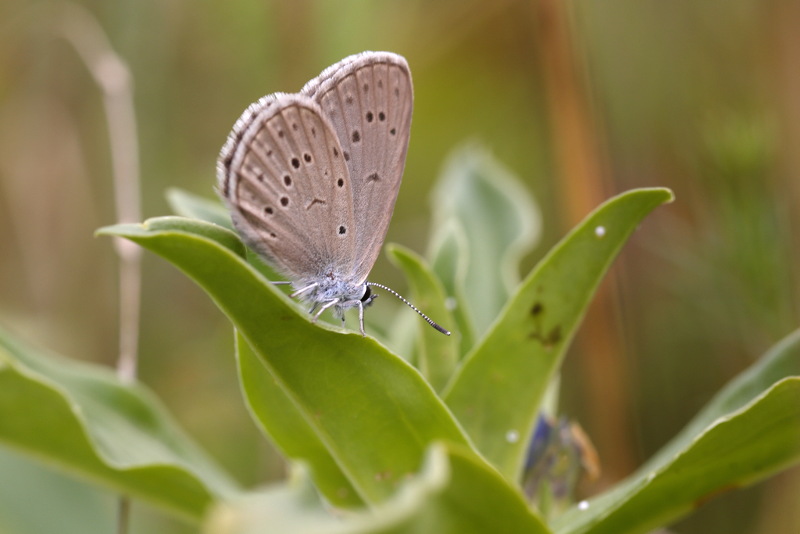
[0,0,798,532]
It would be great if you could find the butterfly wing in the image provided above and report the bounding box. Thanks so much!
[217,93,357,282]
[302,52,413,283]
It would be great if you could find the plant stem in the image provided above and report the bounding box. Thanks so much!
[58,3,142,530]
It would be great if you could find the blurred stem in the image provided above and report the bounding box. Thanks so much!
[57,3,142,532]
[766,0,800,322]
[57,1,142,380]
[117,498,131,533]
[531,0,637,483]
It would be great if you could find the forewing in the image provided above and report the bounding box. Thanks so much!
[217,93,356,281]
[303,52,413,283]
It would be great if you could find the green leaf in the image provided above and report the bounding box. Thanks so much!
[428,143,541,336]
[553,329,800,534]
[0,325,239,521]
[443,188,674,481]
[206,444,551,534]
[99,216,472,506]
[386,244,459,392]
[166,188,234,230]
[235,331,364,509]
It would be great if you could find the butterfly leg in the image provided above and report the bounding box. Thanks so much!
[311,299,338,323]
[291,282,318,299]
[332,298,367,336]
[357,300,366,337]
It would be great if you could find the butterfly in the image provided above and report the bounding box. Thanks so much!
[217,51,448,336]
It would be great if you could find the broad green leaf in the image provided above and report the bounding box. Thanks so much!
[0,325,239,521]
[236,331,364,508]
[386,244,458,392]
[429,143,541,335]
[206,444,551,534]
[167,188,233,230]
[444,188,674,481]
[99,217,472,505]
[553,329,800,534]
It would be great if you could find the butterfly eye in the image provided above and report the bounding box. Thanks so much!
[360,285,372,302]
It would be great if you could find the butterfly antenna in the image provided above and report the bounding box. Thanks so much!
[367,282,451,336]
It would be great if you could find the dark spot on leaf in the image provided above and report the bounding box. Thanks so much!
[378,111,386,121]
[338,225,346,235]
[283,175,292,186]
[547,326,562,346]
[264,206,274,215]
[345,95,353,105]
[528,324,562,350]
[303,153,312,163]
[366,111,374,123]
[280,197,289,207]
[337,178,344,187]
[531,302,544,316]
[352,130,361,143]
[367,172,379,182]
[333,147,339,157]
[390,128,396,135]
[343,151,350,161]
[291,157,300,169]
[278,130,285,138]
